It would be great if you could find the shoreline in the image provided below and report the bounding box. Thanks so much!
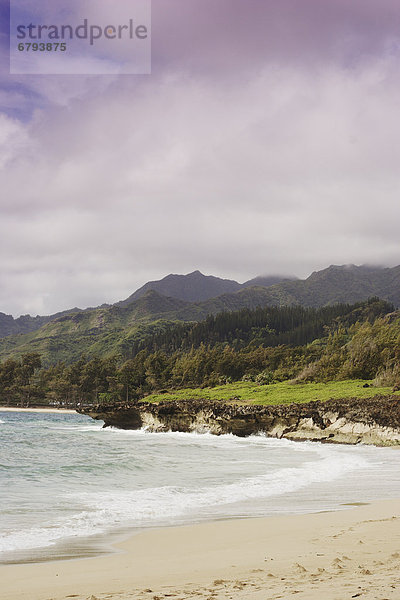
[0,406,77,414]
[1,499,399,600]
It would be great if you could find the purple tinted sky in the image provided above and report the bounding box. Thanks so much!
[1,0,400,315]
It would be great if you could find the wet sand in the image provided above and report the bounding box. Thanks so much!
[0,406,77,414]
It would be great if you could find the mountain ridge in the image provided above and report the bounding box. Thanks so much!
[0,263,399,365]
[0,270,292,339]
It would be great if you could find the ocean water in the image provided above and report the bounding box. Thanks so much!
[0,410,399,564]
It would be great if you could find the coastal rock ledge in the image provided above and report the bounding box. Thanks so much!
[79,395,400,446]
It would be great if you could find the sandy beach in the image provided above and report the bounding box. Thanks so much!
[0,499,399,600]
[0,406,77,414]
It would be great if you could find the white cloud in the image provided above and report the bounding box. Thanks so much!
[0,113,33,167]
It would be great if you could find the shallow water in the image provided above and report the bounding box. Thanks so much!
[0,410,399,564]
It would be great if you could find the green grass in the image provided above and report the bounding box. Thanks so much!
[143,379,400,406]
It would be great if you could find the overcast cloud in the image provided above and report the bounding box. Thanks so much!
[1,0,400,316]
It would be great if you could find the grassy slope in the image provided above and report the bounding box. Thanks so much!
[0,292,191,364]
[143,380,400,406]
[0,318,179,365]
[0,288,277,364]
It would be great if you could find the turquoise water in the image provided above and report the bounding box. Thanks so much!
[0,410,399,564]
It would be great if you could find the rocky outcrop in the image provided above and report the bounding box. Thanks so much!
[79,395,400,447]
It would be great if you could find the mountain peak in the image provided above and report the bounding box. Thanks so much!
[117,271,242,305]
[308,263,386,281]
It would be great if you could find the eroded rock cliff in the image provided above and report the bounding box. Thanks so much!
[79,395,400,446]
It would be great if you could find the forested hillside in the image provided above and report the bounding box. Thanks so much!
[0,298,398,408]
[1,263,400,365]
[127,299,389,356]
[1,264,399,363]
[0,287,285,365]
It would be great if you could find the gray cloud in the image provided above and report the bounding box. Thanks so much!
[1,1,400,315]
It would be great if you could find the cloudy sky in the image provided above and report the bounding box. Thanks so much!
[1,0,400,316]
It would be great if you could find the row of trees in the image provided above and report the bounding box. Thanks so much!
[0,345,313,407]
[0,299,398,407]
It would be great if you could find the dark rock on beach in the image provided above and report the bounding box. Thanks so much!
[78,395,400,446]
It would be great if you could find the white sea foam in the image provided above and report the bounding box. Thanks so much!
[1,414,400,559]
[0,444,368,553]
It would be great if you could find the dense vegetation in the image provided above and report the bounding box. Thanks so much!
[0,288,287,365]
[127,300,389,355]
[0,298,399,408]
